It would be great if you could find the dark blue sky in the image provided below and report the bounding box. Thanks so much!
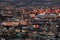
[1,0,60,7]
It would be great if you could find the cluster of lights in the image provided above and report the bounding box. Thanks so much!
[33,9,60,14]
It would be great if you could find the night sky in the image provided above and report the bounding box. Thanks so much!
[1,0,60,7]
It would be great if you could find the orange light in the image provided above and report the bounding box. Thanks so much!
[55,9,60,14]
[38,9,45,14]
[30,14,36,18]
[45,9,51,13]
[33,25,39,29]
